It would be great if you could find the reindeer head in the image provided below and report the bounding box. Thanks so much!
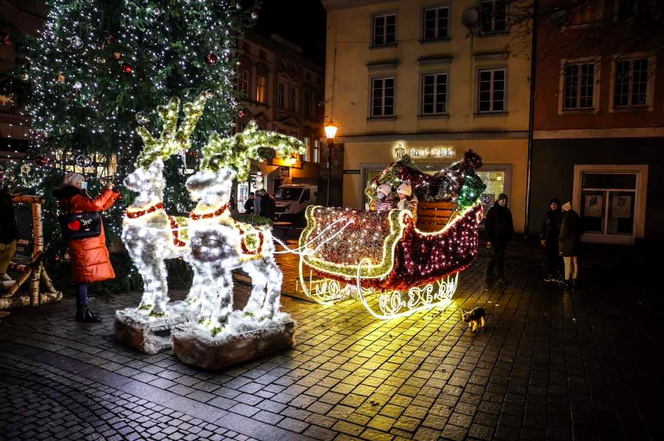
[186,167,237,208]
[124,159,165,206]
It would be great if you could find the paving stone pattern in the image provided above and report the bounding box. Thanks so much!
[1,251,663,441]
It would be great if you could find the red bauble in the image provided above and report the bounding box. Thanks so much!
[34,154,47,167]
[206,52,218,65]
[122,63,134,73]
[238,109,247,118]
[0,32,11,46]
[107,35,116,44]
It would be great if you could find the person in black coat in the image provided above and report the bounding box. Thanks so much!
[244,192,255,215]
[559,201,581,290]
[485,193,514,283]
[259,189,276,221]
[0,180,19,284]
[540,197,563,282]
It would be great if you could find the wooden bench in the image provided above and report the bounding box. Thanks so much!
[416,201,456,232]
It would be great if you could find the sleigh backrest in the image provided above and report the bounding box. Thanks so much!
[416,201,456,232]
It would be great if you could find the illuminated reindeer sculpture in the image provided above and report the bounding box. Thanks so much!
[122,95,207,316]
[185,122,306,335]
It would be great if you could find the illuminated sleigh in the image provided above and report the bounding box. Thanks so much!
[298,203,483,319]
[298,151,486,319]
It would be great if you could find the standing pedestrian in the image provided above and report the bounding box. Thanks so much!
[244,192,255,214]
[259,189,276,221]
[0,178,19,287]
[253,189,262,216]
[53,173,120,323]
[540,197,563,282]
[559,201,580,290]
[485,193,514,284]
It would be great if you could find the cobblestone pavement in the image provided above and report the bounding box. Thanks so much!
[1,251,663,441]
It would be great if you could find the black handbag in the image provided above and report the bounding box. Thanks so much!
[59,211,102,241]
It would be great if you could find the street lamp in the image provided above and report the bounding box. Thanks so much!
[324,120,338,206]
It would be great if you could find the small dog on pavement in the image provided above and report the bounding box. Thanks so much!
[462,307,487,332]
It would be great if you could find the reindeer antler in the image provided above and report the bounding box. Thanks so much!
[201,121,307,181]
[136,94,209,168]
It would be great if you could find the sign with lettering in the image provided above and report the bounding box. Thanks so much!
[393,142,456,161]
[343,169,360,175]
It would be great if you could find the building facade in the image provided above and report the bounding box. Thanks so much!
[531,0,664,244]
[322,0,532,232]
[236,32,325,200]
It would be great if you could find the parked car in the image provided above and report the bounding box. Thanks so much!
[274,184,318,226]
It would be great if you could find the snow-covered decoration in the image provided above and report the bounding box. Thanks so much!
[122,95,207,316]
[185,168,283,336]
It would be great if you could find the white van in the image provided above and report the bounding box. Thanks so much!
[274,184,318,226]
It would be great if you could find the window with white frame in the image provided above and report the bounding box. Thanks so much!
[313,139,320,163]
[371,77,395,117]
[477,68,506,113]
[421,73,448,115]
[372,13,397,46]
[303,136,310,162]
[617,0,638,17]
[278,83,286,108]
[614,58,649,107]
[255,75,266,103]
[423,6,449,41]
[480,0,506,34]
[239,69,249,98]
[304,91,311,118]
[289,84,298,112]
[568,0,601,24]
[563,61,597,110]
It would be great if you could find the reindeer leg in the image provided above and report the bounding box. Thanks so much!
[214,267,234,329]
[241,261,267,318]
[150,257,170,316]
[261,258,283,320]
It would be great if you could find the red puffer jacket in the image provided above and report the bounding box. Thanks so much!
[54,186,120,283]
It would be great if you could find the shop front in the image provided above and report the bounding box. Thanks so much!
[530,137,663,244]
[341,137,529,233]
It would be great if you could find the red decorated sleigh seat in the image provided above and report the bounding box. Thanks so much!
[299,203,483,292]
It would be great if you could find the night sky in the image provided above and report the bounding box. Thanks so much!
[251,0,327,66]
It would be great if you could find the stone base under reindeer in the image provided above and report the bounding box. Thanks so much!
[172,311,296,370]
[114,302,190,354]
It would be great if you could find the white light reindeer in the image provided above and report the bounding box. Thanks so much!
[122,95,206,316]
[186,122,306,335]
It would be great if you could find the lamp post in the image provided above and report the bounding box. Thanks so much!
[324,120,338,206]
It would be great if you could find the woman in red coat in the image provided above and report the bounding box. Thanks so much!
[53,173,120,323]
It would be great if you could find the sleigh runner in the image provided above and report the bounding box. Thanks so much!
[298,150,487,319]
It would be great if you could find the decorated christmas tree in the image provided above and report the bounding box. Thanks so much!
[11,0,256,251]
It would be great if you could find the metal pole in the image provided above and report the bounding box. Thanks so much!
[524,0,539,237]
[326,140,333,206]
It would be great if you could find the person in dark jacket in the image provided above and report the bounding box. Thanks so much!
[540,198,563,282]
[485,193,514,283]
[244,192,255,214]
[559,201,580,290]
[0,180,19,286]
[259,189,276,221]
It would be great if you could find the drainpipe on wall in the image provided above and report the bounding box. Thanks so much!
[524,0,539,238]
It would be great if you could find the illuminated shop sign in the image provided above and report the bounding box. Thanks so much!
[393,142,456,160]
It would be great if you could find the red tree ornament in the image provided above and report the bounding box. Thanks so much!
[34,154,48,167]
[122,63,134,73]
[206,52,218,65]
[0,31,12,46]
